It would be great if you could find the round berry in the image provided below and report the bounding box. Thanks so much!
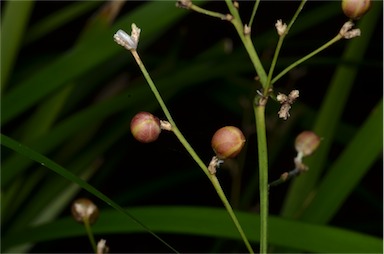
[130,112,161,143]
[342,0,371,20]
[211,126,246,159]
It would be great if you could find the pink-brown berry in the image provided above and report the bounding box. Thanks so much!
[211,126,246,159]
[130,112,161,143]
[295,131,321,157]
[342,0,371,20]
[71,198,99,224]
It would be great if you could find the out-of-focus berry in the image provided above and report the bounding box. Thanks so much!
[295,131,321,157]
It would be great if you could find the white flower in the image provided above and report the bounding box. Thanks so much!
[114,23,141,50]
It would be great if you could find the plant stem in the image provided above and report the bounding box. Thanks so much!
[225,0,267,88]
[248,0,260,28]
[131,50,209,177]
[225,1,270,252]
[285,0,307,36]
[269,168,301,188]
[83,218,97,253]
[210,175,254,253]
[130,49,254,253]
[189,4,229,20]
[224,1,270,252]
[265,0,307,95]
[253,96,269,253]
[271,34,342,85]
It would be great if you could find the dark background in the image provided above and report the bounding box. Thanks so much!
[2,1,382,253]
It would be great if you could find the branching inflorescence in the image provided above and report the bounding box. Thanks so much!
[111,0,370,253]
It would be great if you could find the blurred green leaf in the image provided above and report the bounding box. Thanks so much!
[1,1,192,125]
[3,206,382,253]
[23,1,102,45]
[1,0,34,90]
[301,99,383,223]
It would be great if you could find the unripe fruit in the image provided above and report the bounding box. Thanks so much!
[130,112,161,143]
[295,131,321,157]
[71,198,99,224]
[342,0,371,20]
[211,126,246,159]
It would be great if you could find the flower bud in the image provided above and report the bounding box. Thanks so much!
[211,126,246,159]
[71,198,99,224]
[342,0,371,20]
[130,112,161,143]
[295,131,321,157]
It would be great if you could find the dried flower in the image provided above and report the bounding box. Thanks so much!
[277,90,299,120]
[339,21,361,39]
[97,239,109,254]
[233,1,239,9]
[278,103,292,120]
[160,120,173,131]
[276,93,288,103]
[275,19,287,36]
[244,24,251,35]
[208,156,224,175]
[71,198,99,224]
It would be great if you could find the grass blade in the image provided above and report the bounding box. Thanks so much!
[3,206,382,253]
[1,0,34,90]
[0,134,178,253]
[23,2,102,45]
[301,99,383,223]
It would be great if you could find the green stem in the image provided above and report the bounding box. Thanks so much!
[285,0,307,36]
[225,2,269,253]
[265,0,307,95]
[131,50,209,177]
[225,0,267,87]
[210,175,254,253]
[269,168,301,188]
[271,34,342,85]
[248,0,260,28]
[83,218,97,253]
[189,4,229,20]
[130,49,254,253]
[254,97,269,253]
